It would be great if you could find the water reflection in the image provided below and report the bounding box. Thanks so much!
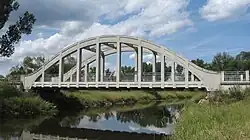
[59,103,183,135]
[0,102,183,140]
[0,117,48,140]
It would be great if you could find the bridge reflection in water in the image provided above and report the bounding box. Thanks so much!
[18,103,181,140]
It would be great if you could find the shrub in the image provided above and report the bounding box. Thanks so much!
[0,81,20,100]
[228,86,247,101]
[0,96,58,118]
[208,86,250,104]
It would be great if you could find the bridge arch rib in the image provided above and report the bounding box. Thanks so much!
[24,35,221,91]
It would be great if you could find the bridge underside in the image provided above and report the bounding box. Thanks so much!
[23,35,250,91]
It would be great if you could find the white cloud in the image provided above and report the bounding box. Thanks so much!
[128,125,140,131]
[0,0,192,75]
[129,53,160,61]
[129,53,135,59]
[200,0,250,21]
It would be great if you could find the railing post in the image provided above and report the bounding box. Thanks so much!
[246,70,249,81]
[152,52,157,82]
[161,54,165,88]
[221,71,224,82]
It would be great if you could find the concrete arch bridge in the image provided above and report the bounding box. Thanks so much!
[22,35,250,91]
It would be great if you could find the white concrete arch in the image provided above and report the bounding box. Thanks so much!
[23,35,222,91]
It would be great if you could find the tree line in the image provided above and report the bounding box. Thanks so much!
[191,51,250,71]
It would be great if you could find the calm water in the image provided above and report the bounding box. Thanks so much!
[0,102,183,140]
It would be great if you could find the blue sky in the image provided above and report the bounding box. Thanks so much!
[1,0,250,74]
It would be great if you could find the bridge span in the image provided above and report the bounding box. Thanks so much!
[21,35,250,91]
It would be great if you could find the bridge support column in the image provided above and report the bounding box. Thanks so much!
[161,54,165,88]
[59,53,64,86]
[41,66,45,82]
[101,55,105,82]
[76,48,82,84]
[171,61,175,85]
[96,41,101,83]
[191,73,195,81]
[84,63,89,82]
[221,71,225,82]
[138,45,143,87]
[152,52,156,82]
[70,74,73,82]
[134,49,138,82]
[246,70,249,81]
[116,39,121,85]
[185,62,189,88]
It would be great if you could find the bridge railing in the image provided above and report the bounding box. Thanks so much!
[222,70,249,82]
[35,72,190,83]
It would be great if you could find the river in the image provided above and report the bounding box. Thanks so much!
[0,102,183,140]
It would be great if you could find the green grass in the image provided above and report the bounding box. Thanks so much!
[65,90,205,107]
[174,98,250,140]
[158,91,205,101]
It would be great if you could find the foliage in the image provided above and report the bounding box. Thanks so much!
[191,59,212,70]
[0,0,36,57]
[174,98,250,140]
[208,87,250,104]
[6,56,77,79]
[66,90,203,107]
[7,56,45,76]
[191,51,250,71]
[228,86,248,101]
[0,81,20,99]
[0,96,57,118]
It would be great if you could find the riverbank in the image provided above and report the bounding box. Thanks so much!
[0,81,58,118]
[0,96,57,118]
[174,87,250,140]
[65,90,205,108]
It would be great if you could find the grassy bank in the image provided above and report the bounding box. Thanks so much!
[174,87,250,140]
[0,97,57,118]
[65,90,205,108]
[0,81,58,118]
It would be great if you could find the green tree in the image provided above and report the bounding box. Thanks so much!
[236,51,250,61]
[89,67,96,73]
[212,52,234,71]
[6,56,45,80]
[192,59,206,68]
[121,65,134,74]
[0,0,36,57]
